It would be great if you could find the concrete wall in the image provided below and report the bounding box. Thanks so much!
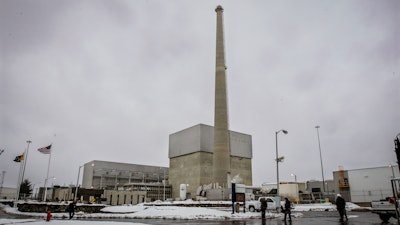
[206,188,231,201]
[169,124,252,159]
[169,124,253,199]
[169,152,213,199]
[104,190,147,206]
[169,153,252,199]
[230,156,252,186]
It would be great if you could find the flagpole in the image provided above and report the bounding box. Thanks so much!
[20,141,31,191]
[43,149,52,202]
[15,158,24,202]
[41,135,56,202]
[16,140,31,202]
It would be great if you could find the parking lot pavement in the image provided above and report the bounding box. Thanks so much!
[90,211,398,225]
[2,210,398,225]
[234,211,397,225]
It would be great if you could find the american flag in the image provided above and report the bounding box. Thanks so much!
[38,145,52,154]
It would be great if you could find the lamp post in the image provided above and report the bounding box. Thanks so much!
[315,125,326,193]
[75,165,83,202]
[275,129,288,197]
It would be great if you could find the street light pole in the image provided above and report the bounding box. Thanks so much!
[275,129,288,197]
[75,165,83,202]
[315,125,326,193]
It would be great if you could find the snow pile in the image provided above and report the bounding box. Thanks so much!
[0,200,364,221]
[0,219,37,224]
[293,202,361,211]
[2,204,281,220]
[124,206,281,220]
[101,204,148,213]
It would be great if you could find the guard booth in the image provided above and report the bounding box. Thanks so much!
[232,183,246,213]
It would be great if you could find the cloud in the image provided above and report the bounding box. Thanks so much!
[1,0,399,189]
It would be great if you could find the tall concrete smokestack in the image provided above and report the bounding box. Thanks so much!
[213,5,231,187]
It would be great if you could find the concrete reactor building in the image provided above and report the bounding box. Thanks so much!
[169,124,252,199]
[168,6,253,199]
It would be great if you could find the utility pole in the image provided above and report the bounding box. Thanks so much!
[315,126,326,193]
[0,171,5,197]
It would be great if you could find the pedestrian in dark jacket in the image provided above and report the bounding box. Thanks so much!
[260,197,267,219]
[335,194,348,222]
[68,201,76,219]
[283,197,292,222]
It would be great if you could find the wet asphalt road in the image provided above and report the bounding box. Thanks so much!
[95,211,398,225]
[2,210,399,224]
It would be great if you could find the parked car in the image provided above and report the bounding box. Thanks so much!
[247,196,279,212]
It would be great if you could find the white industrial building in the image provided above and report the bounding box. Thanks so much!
[81,160,172,203]
[333,165,399,205]
[82,160,169,190]
[0,187,16,199]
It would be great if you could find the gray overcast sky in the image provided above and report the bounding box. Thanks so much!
[1,0,399,189]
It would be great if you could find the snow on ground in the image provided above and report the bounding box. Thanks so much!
[0,200,365,224]
[2,204,280,220]
[0,219,148,225]
[101,204,147,213]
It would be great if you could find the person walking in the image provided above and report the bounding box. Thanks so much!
[68,201,76,219]
[335,194,348,222]
[260,197,267,219]
[283,197,292,222]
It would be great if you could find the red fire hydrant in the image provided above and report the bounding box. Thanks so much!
[46,210,52,222]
